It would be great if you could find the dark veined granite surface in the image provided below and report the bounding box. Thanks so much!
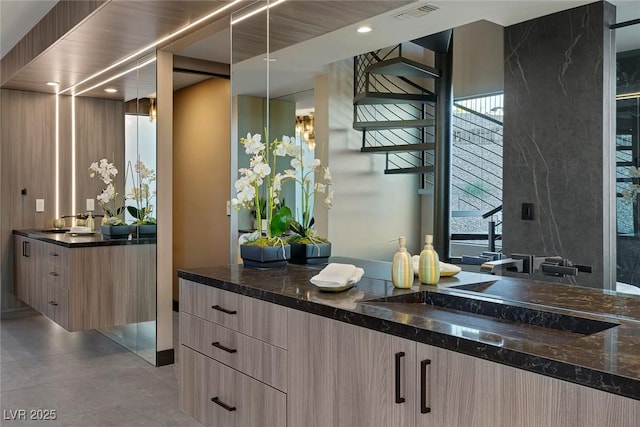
[14,229,156,248]
[177,257,640,401]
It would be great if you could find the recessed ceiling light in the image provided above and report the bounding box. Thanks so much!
[357,26,372,33]
[46,81,59,86]
[262,57,277,62]
[104,88,118,93]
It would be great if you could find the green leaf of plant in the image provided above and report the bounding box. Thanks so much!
[127,206,142,220]
[270,206,293,236]
[289,220,304,236]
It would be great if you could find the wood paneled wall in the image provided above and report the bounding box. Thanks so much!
[1,89,56,311]
[0,89,125,314]
[74,97,125,217]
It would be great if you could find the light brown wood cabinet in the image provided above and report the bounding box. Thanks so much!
[179,278,287,427]
[179,278,640,427]
[13,235,155,331]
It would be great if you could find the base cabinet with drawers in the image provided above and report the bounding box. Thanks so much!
[179,279,640,427]
[179,278,287,427]
[13,234,155,331]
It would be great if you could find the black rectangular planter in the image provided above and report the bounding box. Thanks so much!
[289,242,331,265]
[240,244,291,268]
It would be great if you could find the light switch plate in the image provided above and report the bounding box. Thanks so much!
[86,198,95,211]
[36,199,45,212]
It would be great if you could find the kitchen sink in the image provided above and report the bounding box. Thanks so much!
[361,289,618,345]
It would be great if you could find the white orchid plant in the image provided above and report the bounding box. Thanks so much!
[285,142,333,244]
[231,132,297,246]
[88,158,126,225]
[127,160,156,225]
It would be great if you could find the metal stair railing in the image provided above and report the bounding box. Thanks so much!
[450,96,503,244]
[354,45,436,180]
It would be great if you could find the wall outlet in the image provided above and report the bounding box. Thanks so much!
[36,199,45,212]
[226,200,231,216]
[86,198,95,211]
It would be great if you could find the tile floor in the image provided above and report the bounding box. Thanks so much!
[1,312,202,427]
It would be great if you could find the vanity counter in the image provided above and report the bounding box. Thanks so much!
[178,258,640,401]
[13,229,156,248]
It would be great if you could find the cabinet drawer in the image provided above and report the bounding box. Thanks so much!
[45,264,68,289]
[180,279,287,348]
[45,245,68,267]
[180,279,240,329]
[212,358,286,427]
[46,284,69,330]
[181,312,287,392]
[180,346,286,427]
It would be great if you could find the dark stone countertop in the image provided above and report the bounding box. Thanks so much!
[177,257,640,401]
[13,229,156,248]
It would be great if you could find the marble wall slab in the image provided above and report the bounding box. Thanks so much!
[502,1,616,288]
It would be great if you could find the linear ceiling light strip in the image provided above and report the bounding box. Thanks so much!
[231,0,286,25]
[60,0,243,94]
[71,96,76,217]
[55,93,60,219]
[74,57,157,96]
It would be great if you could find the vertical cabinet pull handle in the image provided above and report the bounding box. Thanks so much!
[211,305,237,315]
[212,341,237,353]
[23,241,30,257]
[420,359,432,414]
[394,351,406,404]
[211,397,236,412]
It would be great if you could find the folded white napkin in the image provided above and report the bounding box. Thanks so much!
[70,226,91,233]
[411,255,461,276]
[310,263,365,288]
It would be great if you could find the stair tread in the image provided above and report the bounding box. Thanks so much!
[366,57,440,79]
[361,143,435,153]
[354,92,437,105]
[353,119,435,130]
[384,166,435,175]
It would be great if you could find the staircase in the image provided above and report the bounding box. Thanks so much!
[353,30,452,188]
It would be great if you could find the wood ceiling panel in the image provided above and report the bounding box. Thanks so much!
[231,1,412,62]
[1,0,241,93]
[2,0,414,96]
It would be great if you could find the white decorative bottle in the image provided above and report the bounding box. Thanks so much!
[418,235,440,285]
[391,236,413,289]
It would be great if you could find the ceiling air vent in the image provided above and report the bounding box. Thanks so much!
[394,4,439,20]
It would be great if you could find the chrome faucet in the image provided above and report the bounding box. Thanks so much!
[480,253,592,277]
[480,258,524,273]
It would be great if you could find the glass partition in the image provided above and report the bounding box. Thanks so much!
[615,18,640,294]
[72,53,158,364]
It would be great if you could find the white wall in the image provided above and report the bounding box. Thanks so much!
[317,59,421,260]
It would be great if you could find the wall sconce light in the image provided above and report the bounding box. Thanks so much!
[149,97,157,122]
[296,114,315,150]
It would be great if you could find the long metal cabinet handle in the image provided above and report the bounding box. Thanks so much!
[212,341,237,354]
[211,305,237,315]
[395,351,406,404]
[23,241,30,257]
[211,397,236,412]
[420,359,432,414]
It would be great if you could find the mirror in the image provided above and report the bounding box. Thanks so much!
[70,53,158,364]
[614,16,640,296]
